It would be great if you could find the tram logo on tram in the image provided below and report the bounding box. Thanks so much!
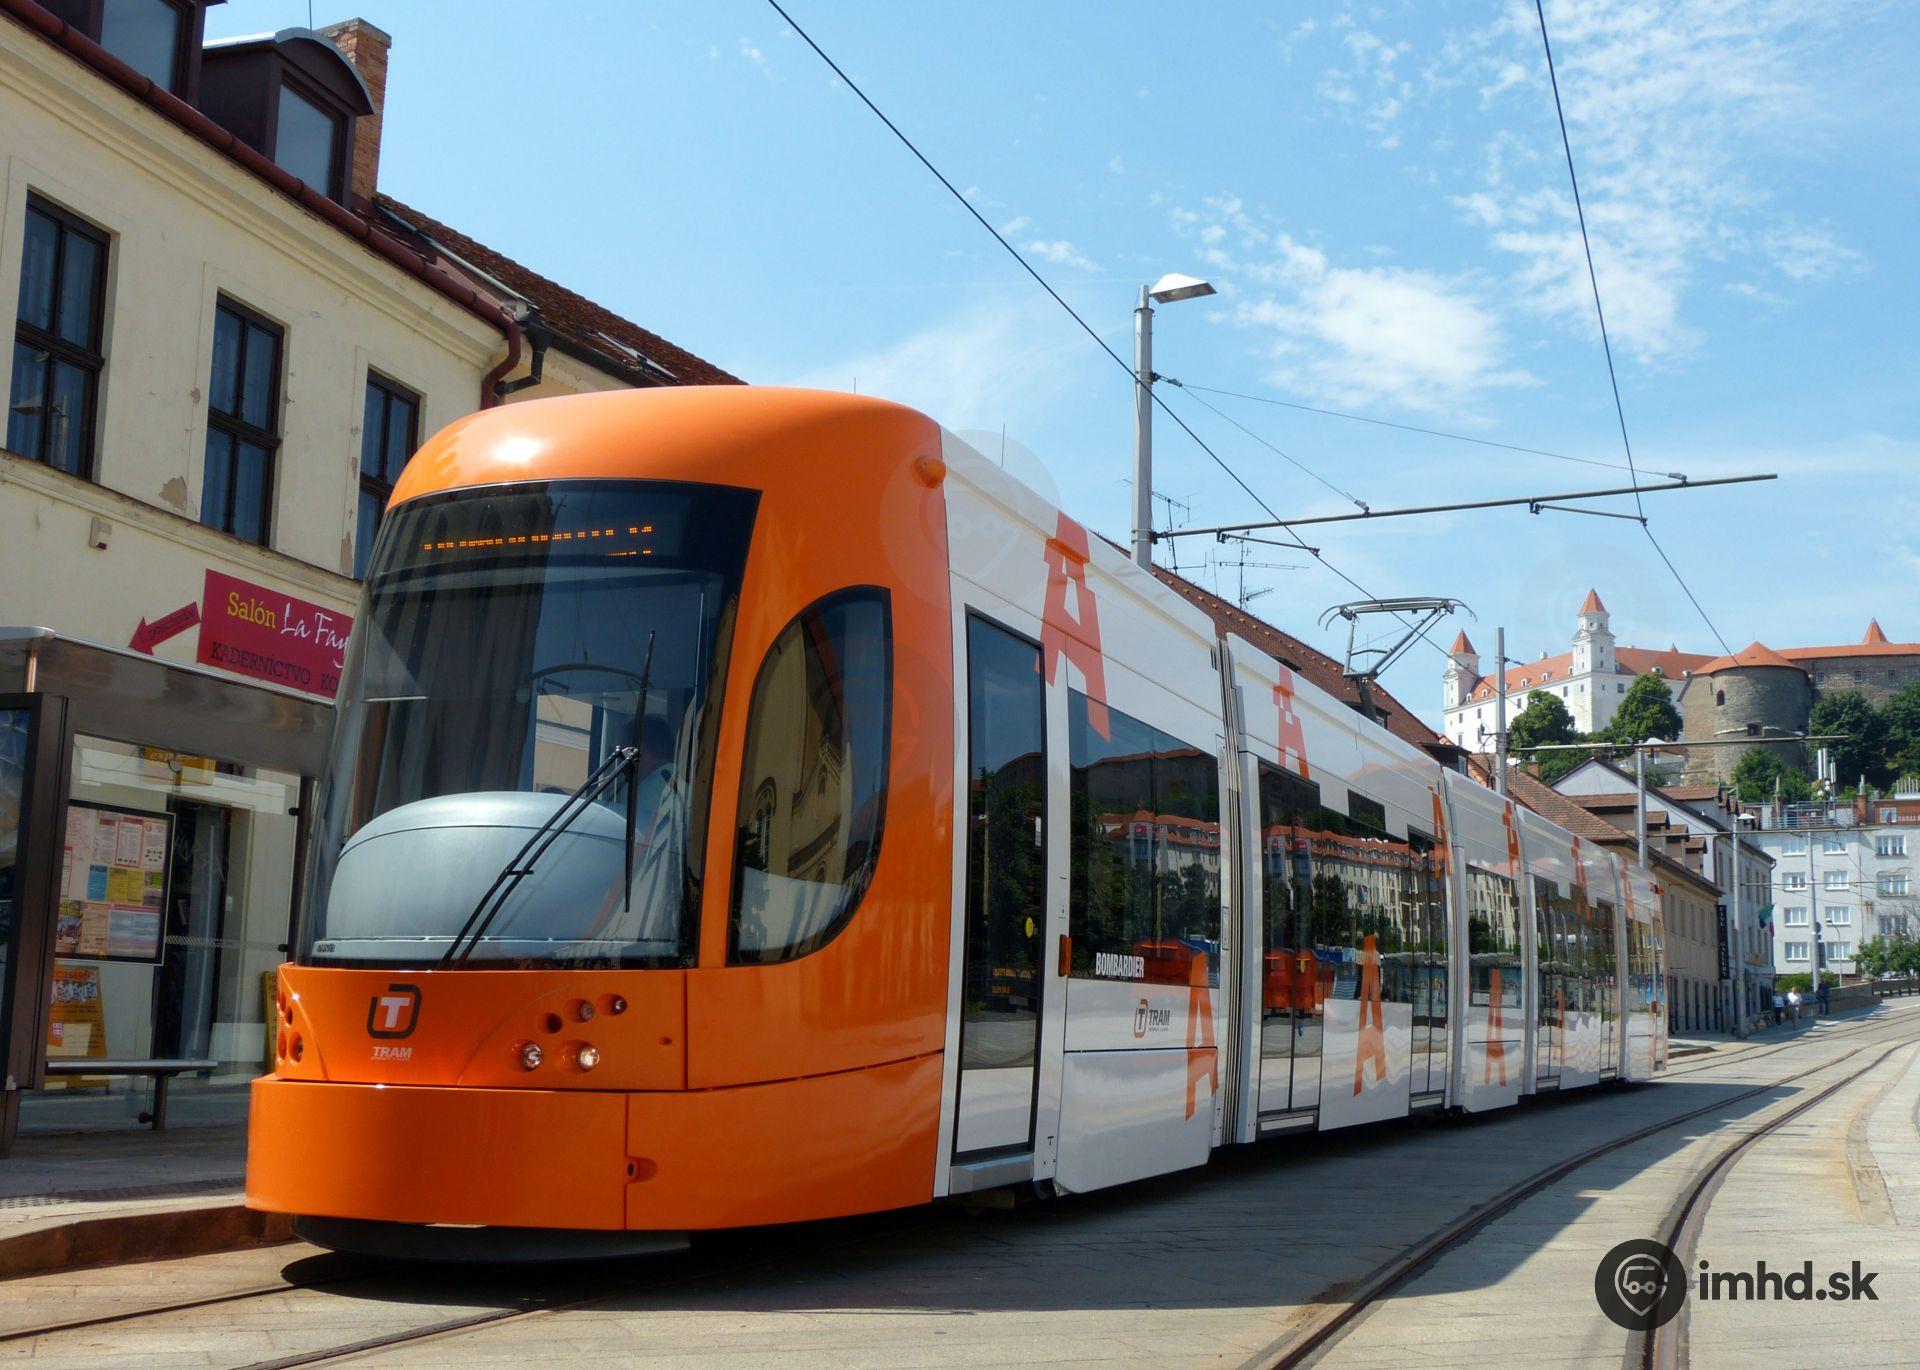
[365,983,421,1039]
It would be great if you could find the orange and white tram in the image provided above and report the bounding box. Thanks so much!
[246,387,1669,1257]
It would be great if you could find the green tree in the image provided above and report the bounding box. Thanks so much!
[1853,934,1920,978]
[1882,682,1920,781]
[1510,690,1583,781]
[1730,748,1813,804]
[1603,673,1683,747]
[1809,690,1890,791]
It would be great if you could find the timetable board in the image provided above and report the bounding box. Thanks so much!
[55,802,171,964]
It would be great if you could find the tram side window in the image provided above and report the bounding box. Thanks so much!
[1067,689,1221,985]
[1535,875,1563,1028]
[1595,899,1618,1022]
[729,589,892,965]
[1258,762,1321,1036]
[1465,864,1523,1012]
[1308,797,1414,1007]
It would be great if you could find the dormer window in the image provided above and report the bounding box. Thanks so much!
[38,0,208,98]
[100,0,189,88]
[273,81,341,194]
[198,27,373,207]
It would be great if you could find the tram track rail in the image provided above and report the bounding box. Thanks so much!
[5,1011,1911,1367]
[1639,1038,1915,1370]
[1250,1017,1920,1369]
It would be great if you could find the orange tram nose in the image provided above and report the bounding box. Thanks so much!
[247,389,959,1259]
[246,965,944,1258]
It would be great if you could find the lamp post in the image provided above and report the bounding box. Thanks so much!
[1131,273,1216,569]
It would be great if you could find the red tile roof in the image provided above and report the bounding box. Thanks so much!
[1580,588,1606,614]
[1864,619,1889,645]
[375,194,742,387]
[1459,644,1714,703]
[1774,641,1919,662]
[1511,771,1720,892]
[1694,640,1801,675]
[1151,568,1453,755]
[1449,630,1476,656]
[1505,770,1633,843]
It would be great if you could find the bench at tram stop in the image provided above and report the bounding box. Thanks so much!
[40,1059,219,1131]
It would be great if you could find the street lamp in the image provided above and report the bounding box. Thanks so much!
[1132,273,1216,569]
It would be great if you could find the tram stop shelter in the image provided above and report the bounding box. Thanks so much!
[0,628,331,1153]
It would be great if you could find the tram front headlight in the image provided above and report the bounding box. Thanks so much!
[516,1040,544,1071]
[576,1044,601,1072]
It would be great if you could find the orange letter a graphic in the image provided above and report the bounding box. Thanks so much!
[1353,933,1388,1095]
[1184,954,1218,1120]
[1484,967,1508,1085]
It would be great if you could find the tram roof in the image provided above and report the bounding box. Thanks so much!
[390,386,935,509]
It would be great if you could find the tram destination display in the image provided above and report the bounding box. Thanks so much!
[55,801,171,963]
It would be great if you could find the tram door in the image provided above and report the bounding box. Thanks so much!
[951,615,1048,1158]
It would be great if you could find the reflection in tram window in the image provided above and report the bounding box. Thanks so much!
[1466,862,1523,1052]
[1067,691,1220,986]
[729,589,893,964]
[1594,898,1619,1063]
[953,617,1046,1154]
[1534,875,1581,1076]
[1305,798,1415,1021]
[1256,762,1320,1112]
[1406,830,1448,1094]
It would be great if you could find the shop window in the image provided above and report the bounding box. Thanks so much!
[31,737,298,1131]
[354,373,420,578]
[729,589,892,965]
[1067,691,1221,986]
[7,196,108,478]
[200,298,282,545]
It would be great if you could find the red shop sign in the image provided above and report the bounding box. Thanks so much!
[195,569,353,698]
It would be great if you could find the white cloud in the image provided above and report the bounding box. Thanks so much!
[1451,0,1869,359]
[1023,239,1101,273]
[738,37,771,77]
[998,215,1032,235]
[1175,197,1531,413]
[779,298,1096,445]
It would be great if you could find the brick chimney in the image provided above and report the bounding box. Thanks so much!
[319,19,391,205]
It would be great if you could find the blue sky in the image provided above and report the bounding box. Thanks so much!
[210,2,1919,726]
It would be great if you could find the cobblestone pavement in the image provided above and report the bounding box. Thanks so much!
[3,1003,1915,1369]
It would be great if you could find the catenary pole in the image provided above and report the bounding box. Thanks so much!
[1131,286,1154,569]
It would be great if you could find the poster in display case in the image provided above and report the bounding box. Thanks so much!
[54,801,170,964]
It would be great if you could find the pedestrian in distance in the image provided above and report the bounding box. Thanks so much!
[1772,989,1785,1026]
[1818,979,1831,1015]
[1787,987,1802,1022]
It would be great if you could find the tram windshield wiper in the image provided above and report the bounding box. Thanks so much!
[443,632,660,965]
[439,743,642,964]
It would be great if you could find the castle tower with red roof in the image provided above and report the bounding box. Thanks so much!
[1439,590,1713,752]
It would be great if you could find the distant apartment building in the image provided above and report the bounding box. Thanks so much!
[1748,786,1920,978]
[1442,591,1710,751]
[0,2,734,1143]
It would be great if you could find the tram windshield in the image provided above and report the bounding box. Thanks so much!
[301,480,758,968]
